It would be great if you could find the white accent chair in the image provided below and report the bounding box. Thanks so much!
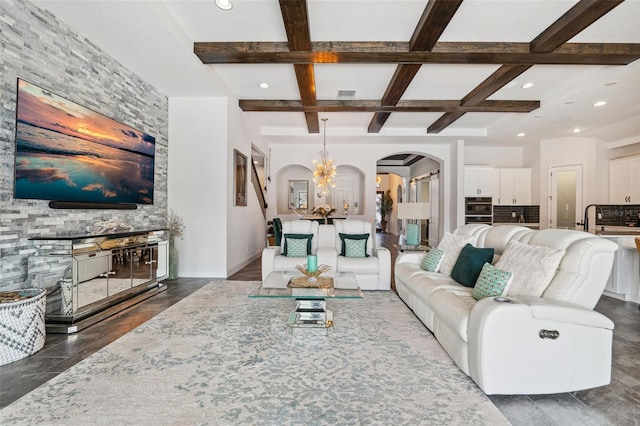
[324,219,391,290]
[261,220,328,281]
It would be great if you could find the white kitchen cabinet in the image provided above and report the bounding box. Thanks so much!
[464,166,497,197]
[496,168,531,205]
[609,156,640,204]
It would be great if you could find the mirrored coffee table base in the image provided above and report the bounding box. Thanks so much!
[250,271,363,333]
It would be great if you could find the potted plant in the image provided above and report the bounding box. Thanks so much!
[378,190,393,233]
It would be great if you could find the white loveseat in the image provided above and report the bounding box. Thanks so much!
[262,219,391,290]
[395,224,618,395]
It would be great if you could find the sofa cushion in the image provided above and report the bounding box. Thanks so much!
[472,263,513,300]
[430,289,476,343]
[496,241,565,297]
[283,233,312,257]
[420,248,445,272]
[450,244,495,287]
[339,233,370,257]
[437,232,474,275]
[337,255,379,274]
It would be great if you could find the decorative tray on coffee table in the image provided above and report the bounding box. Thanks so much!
[288,264,333,288]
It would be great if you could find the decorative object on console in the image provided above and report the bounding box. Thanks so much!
[312,118,336,197]
[397,202,430,245]
[312,204,336,224]
[88,220,134,235]
[14,79,155,206]
[166,209,185,280]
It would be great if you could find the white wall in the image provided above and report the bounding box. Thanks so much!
[226,99,266,275]
[169,97,228,277]
[464,146,524,166]
[538,137,609,229]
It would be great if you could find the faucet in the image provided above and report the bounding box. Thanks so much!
[582,204,604,232]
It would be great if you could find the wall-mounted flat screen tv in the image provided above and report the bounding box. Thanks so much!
[14,79,155,205]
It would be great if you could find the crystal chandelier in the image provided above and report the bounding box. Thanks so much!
[313,118,336,197]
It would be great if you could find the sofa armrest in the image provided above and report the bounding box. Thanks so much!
[374,247,391,290]
[261,247,281,280]
[467,296,614,394]
[395,252,426,266]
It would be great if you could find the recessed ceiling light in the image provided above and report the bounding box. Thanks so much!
[593,101,607,107]
[215,0,232,10]
[604,81,618,86]
[253,160,259,164]
[259,82,269,89]
[521,82,534,89]
[517,132,526,137]
[572,128,581,133]
[564,100,575,105]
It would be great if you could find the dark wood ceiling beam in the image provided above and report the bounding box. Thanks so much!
[279,0,311,51]
[279,0,318,133]
[410,0,464,51]
[428,0,627,133]
[194,42,640,65]
[531,0,624,53]
[239,99,540,113]
[369,0,463,133]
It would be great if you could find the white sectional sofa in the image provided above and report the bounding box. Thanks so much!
[262,219,391,290]
[395,224,618,395]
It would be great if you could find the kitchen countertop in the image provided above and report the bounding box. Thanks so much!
[592,227,640,237]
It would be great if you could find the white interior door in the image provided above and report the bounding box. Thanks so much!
[333,173,359,213]
[549,165,583,229]
[429,175,440,247]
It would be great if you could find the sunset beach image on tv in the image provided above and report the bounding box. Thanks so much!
[14,79,155,205]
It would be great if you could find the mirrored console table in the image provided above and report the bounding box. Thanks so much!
[29,229,169,333]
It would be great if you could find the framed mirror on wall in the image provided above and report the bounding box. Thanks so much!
[289,180,308,210]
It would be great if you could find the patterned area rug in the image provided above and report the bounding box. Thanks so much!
[1,281,509,425]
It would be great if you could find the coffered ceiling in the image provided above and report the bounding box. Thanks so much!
[34,0,640,147]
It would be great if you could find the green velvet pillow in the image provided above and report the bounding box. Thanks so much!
[338,233,370,257]
[283,233,312,257]
[472,263,513,300]
[450,244,495,287]
[420,248,445,272]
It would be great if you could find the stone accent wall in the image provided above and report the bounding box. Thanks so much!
[0,0,169,290]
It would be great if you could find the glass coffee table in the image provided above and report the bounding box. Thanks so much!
[249,271,363,334]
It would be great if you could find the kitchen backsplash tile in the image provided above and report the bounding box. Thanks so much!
[493,205,540,224]
[596,205,640,227]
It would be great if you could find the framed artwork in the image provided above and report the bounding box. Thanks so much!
[234,149,247,206]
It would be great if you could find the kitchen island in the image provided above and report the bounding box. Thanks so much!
[595,227,640,304]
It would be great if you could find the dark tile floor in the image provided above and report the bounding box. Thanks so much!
[1,233,639,425]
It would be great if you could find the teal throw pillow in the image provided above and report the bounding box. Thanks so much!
[344,238,367,258]
[283,233,312,257]
[339,233,370,257]
[472,263,513,300]
[450,244,495,287]
[420,248,445,272]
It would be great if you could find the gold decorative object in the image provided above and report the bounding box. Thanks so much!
[289,264,333,288]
